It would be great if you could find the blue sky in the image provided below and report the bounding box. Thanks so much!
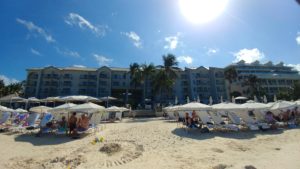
[0,0,300,84]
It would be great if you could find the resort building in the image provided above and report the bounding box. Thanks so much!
[25,66,227,105]
[225,60,300,100]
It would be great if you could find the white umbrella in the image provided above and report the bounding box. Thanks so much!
[231,96,235,103]
[49,103,77,113]
[0,105,13,112]
[69,102,105,113]
[174,102,211,111]
[61,95,99,102]
[15,108,28,113]
[235,96,248,100]
[253,95,258,102]
[28,97,40,102]
[241,100,269,110]
[106,106,129,112]
[273,95,277,102]
[29,106,52,113]
[263,95,268,103]
[197,96,200,103]
[270,100,296,111]
[212,102,244,111]
[186,96,190,103]
[295,100,300,106]
[209,96,213,105]
[100,96,117,107]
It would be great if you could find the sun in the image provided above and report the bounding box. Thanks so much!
[179,0,229,24]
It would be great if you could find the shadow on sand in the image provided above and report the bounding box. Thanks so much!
[172,127,285,140]
[14,133,82,146]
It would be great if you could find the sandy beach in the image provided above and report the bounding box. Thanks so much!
[0,118,300,169]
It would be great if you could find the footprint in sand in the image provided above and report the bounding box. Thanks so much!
[211,148,224,153]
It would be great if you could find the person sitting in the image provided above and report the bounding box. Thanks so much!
[77,113,90,132]
[191,110,201,128]
[57,116,67,133]
[68,112,78,136]
[183,112,190,126]
[265,111,276,124]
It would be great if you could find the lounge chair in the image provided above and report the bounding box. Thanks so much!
[38,113,54,134]
[234,112,265,130]
[115,112,122,121]
[209,111,239,131]
[0,112,10,125]
[197,111,214,129]
[12,113,40,132]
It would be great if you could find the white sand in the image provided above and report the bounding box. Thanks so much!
[1,118,300,169]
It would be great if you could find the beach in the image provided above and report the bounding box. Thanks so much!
[0,118,300,169]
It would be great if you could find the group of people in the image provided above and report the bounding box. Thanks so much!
[264,108,299,126]
[37,112,90,137]
[183,110,202,129]
[68,112,90,137]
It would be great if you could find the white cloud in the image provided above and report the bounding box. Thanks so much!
[30,48,42,56]
[296,32,300,45]
[73,65,86,68]
[233,48,265,63]
[0,75,19,85]
[65,13,108,37]
[206,48,219,55]
[55,47,80,58]
[121,31,142,48]
[16,18,55,43]
[285,64,300,72]
[164,33,181,50]
[177,56,193,64]
[93,54,113,66]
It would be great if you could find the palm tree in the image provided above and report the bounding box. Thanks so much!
[152,69,173,102]
[141,63,155,104]
[245,74,259,97]
[163,54,178,80]
[129,63,142,88]
[224,66,237,97]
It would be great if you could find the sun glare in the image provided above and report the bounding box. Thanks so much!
[179,0,228,24]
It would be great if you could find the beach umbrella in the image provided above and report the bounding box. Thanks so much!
[49,103,77,113]
[263,95,267,103]
[69,102,105,113]
[106,106,129,112]
[295,100,300,106]
[15,108,28,113]
[270,100,296,111]
[212,102,244,111]
[186,96,190,103]
[29,106,52,113]
[61,95,99,102]
[197,96,200,103]
[174,102,211,111]
[273,95,277,102]
[209,96,213,105]
[0,105,11,112]
[231,96,235,103]
[241,100,269,110]
[100,96,117,107]
[253,95,258,102]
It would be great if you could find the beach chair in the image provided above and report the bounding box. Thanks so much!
[197,111,214,129]
[209,111,239,131]
[10,113,40,132]
[115,112,122,121]
[38,113,54,134]
[234,112,261,130]
[0,112,10,125]
[230,112,259,131]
